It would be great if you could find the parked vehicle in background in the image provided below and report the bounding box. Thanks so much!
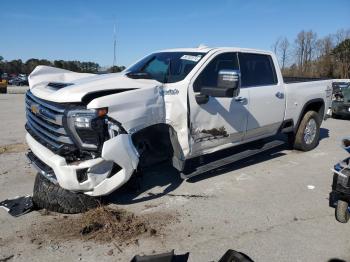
[9,75,29,86]
[1,73,9,81]
[25,46,333,213]
[332,81,350,119]
[0,75,7,93]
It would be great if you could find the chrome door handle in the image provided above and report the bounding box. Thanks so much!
[235,97,247,103]
[275,92,284,99]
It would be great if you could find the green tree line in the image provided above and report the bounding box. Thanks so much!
[0,57,125,75]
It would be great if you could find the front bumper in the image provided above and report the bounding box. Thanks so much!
[26,133,139,196]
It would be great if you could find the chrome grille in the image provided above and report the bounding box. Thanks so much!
[25,91,75,152]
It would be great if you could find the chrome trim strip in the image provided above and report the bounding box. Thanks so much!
[26,91,65,113]
[27,117,73,144]
[26,109,66,135]
[25,97,63,125]
[27,122,61,149]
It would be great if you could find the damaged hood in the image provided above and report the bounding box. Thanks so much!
[28,66,162,103]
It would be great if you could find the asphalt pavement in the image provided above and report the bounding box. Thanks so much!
[0,94,350,262]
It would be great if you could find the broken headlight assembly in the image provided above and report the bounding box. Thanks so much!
[67,108,109,151]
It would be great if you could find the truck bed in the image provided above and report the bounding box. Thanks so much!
[283,76,331,84]
[283,79,333,125]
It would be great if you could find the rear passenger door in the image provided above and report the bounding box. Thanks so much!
[238,53,285,140]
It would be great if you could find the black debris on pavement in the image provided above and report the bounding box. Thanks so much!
[0,196,34,217]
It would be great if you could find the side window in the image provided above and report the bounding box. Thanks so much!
[238,53,277,87]
[194,53,239,92]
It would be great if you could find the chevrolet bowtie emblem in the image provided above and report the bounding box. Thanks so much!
[31,104,40,115]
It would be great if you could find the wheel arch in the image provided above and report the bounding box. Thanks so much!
[294,98,325,133]
[131,123,185,171]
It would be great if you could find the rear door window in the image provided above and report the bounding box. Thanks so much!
[238,53,277,87]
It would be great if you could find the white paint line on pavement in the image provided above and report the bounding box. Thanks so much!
[236,173,252,181]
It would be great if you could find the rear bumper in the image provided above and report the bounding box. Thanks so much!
[26,133,139,196]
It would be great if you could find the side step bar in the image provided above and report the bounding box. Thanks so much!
[181,140,285,179]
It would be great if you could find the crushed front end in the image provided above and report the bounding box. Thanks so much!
[25,91,139,196]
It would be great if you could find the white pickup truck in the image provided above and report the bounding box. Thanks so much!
[25,46,332,213]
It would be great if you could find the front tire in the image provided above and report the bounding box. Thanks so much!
[336,200,350,223]
[33,174,101,214]
[293,111,320,151]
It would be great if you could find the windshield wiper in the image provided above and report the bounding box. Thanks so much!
[126,71,154,80]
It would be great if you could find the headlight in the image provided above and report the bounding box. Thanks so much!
[67,108,108,151]
[75,116,94,128]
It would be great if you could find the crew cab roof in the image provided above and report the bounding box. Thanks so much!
[158,46,274,56]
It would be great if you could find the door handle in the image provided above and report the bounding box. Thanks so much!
[235,97,247,103]
[275,92,284,99]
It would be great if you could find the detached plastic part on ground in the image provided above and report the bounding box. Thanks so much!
[0,196,34,217]
[131,249,254,262]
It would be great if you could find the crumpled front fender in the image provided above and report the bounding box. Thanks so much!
[85,134,139,196]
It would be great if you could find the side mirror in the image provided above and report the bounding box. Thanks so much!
[200,70,240,99]
[217,69,240,93]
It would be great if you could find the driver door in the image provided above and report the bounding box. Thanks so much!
[188,52,249,156]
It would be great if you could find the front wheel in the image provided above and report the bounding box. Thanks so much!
[336,200,350,223]
[33,174,101,214]
[292,111,321,151]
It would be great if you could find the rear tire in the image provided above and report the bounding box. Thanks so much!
[335,200,350,223]
[293,111,320,151]
[33,174,101,214]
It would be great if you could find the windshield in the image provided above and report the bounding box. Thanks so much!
[125,52,206,83]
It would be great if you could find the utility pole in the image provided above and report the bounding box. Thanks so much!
[113,21,116,67]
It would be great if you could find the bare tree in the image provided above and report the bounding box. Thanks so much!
[279,37,290,71]
[334,29,350,45]
[271,37,281,55]
[278,28,349,78]
[333,39,350,78]
[315,35,334,77]
[305,31,317,64]
[295,30,306,73]
[272,37,290,71]
[294,30,317,75]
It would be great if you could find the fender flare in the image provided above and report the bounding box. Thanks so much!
[294,98,325,133]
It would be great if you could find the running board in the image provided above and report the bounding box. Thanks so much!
[181,140,285,179]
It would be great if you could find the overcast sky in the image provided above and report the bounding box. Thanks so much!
[1,0,349,67]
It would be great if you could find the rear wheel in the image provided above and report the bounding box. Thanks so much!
[292,111,320,151]
[335,200,350,223]
[33,174,101,214]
